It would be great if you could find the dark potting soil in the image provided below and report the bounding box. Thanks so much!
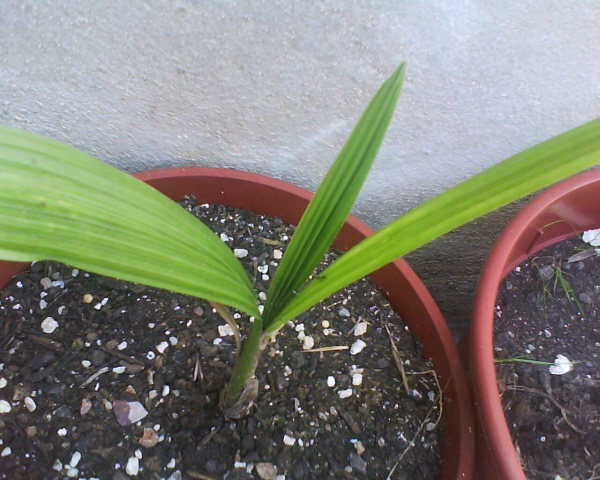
[0,200,442,480]
[494,236,600,480]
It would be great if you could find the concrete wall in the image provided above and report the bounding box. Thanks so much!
[2,1,599,335]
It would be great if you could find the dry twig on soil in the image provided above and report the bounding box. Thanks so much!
[505,384,585,434]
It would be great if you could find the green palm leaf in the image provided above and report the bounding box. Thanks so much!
[0,125,260,318]
[262,64,406,326]
[267,117,600,330]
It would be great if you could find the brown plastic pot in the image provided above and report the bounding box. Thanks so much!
[0,167,474,479]
[470,169,600,480]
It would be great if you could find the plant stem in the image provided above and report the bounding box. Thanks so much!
[221,316,265,411]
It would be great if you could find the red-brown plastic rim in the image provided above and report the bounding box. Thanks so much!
[470,168,600,480]
[0,167,474,479]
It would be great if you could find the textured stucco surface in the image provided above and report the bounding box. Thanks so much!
[1,1,599,335]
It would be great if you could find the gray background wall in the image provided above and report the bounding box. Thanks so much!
[1,1,599,336]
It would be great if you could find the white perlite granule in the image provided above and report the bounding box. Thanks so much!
[218,324,234,337]
[350,340,366,355]
[126,456,140,476]
[0,400,11,413]
[41,317,58,334]
[338,388,353,399]
[354,322,368,336]
[24,396,37,412]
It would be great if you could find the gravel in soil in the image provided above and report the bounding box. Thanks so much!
[0,200,442,480]
[495,236,600,480]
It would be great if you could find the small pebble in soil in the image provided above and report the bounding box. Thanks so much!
[302,336,315,350]
[66,468,78,478]
[113,400,148,426]
[350,339,366,355]
[349,452,368,474]
[256,462,278,480]
[82,293,93,303]
[80,398,92,415]
[139,427,159,448]
[41,316,58,334]
[338,388,353,399]
[354,441,366,455]
[354,322,368,336]
[327,376,336,387]
[69,451,81,467]
[23,396,36,412]
[0,400,12,413]
[218,324,234,337]
[126,456,140,476]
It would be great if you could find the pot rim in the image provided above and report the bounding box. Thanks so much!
[470,168,600,480]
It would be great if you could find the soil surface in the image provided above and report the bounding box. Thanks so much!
[494,236,600,480]
[0,200,442,480]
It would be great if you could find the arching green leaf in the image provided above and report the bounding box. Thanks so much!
[267,117,600,330]
[0,125,260,318]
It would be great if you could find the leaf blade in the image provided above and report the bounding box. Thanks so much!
[268,117,600,329]
[0,125,260,318]
[262,64,406,325]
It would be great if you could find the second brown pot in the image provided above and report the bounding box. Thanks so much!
[469,169,600,479]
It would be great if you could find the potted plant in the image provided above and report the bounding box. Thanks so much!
[0,64,598,478]
[469,169,600,480]
[0,167,476,479]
